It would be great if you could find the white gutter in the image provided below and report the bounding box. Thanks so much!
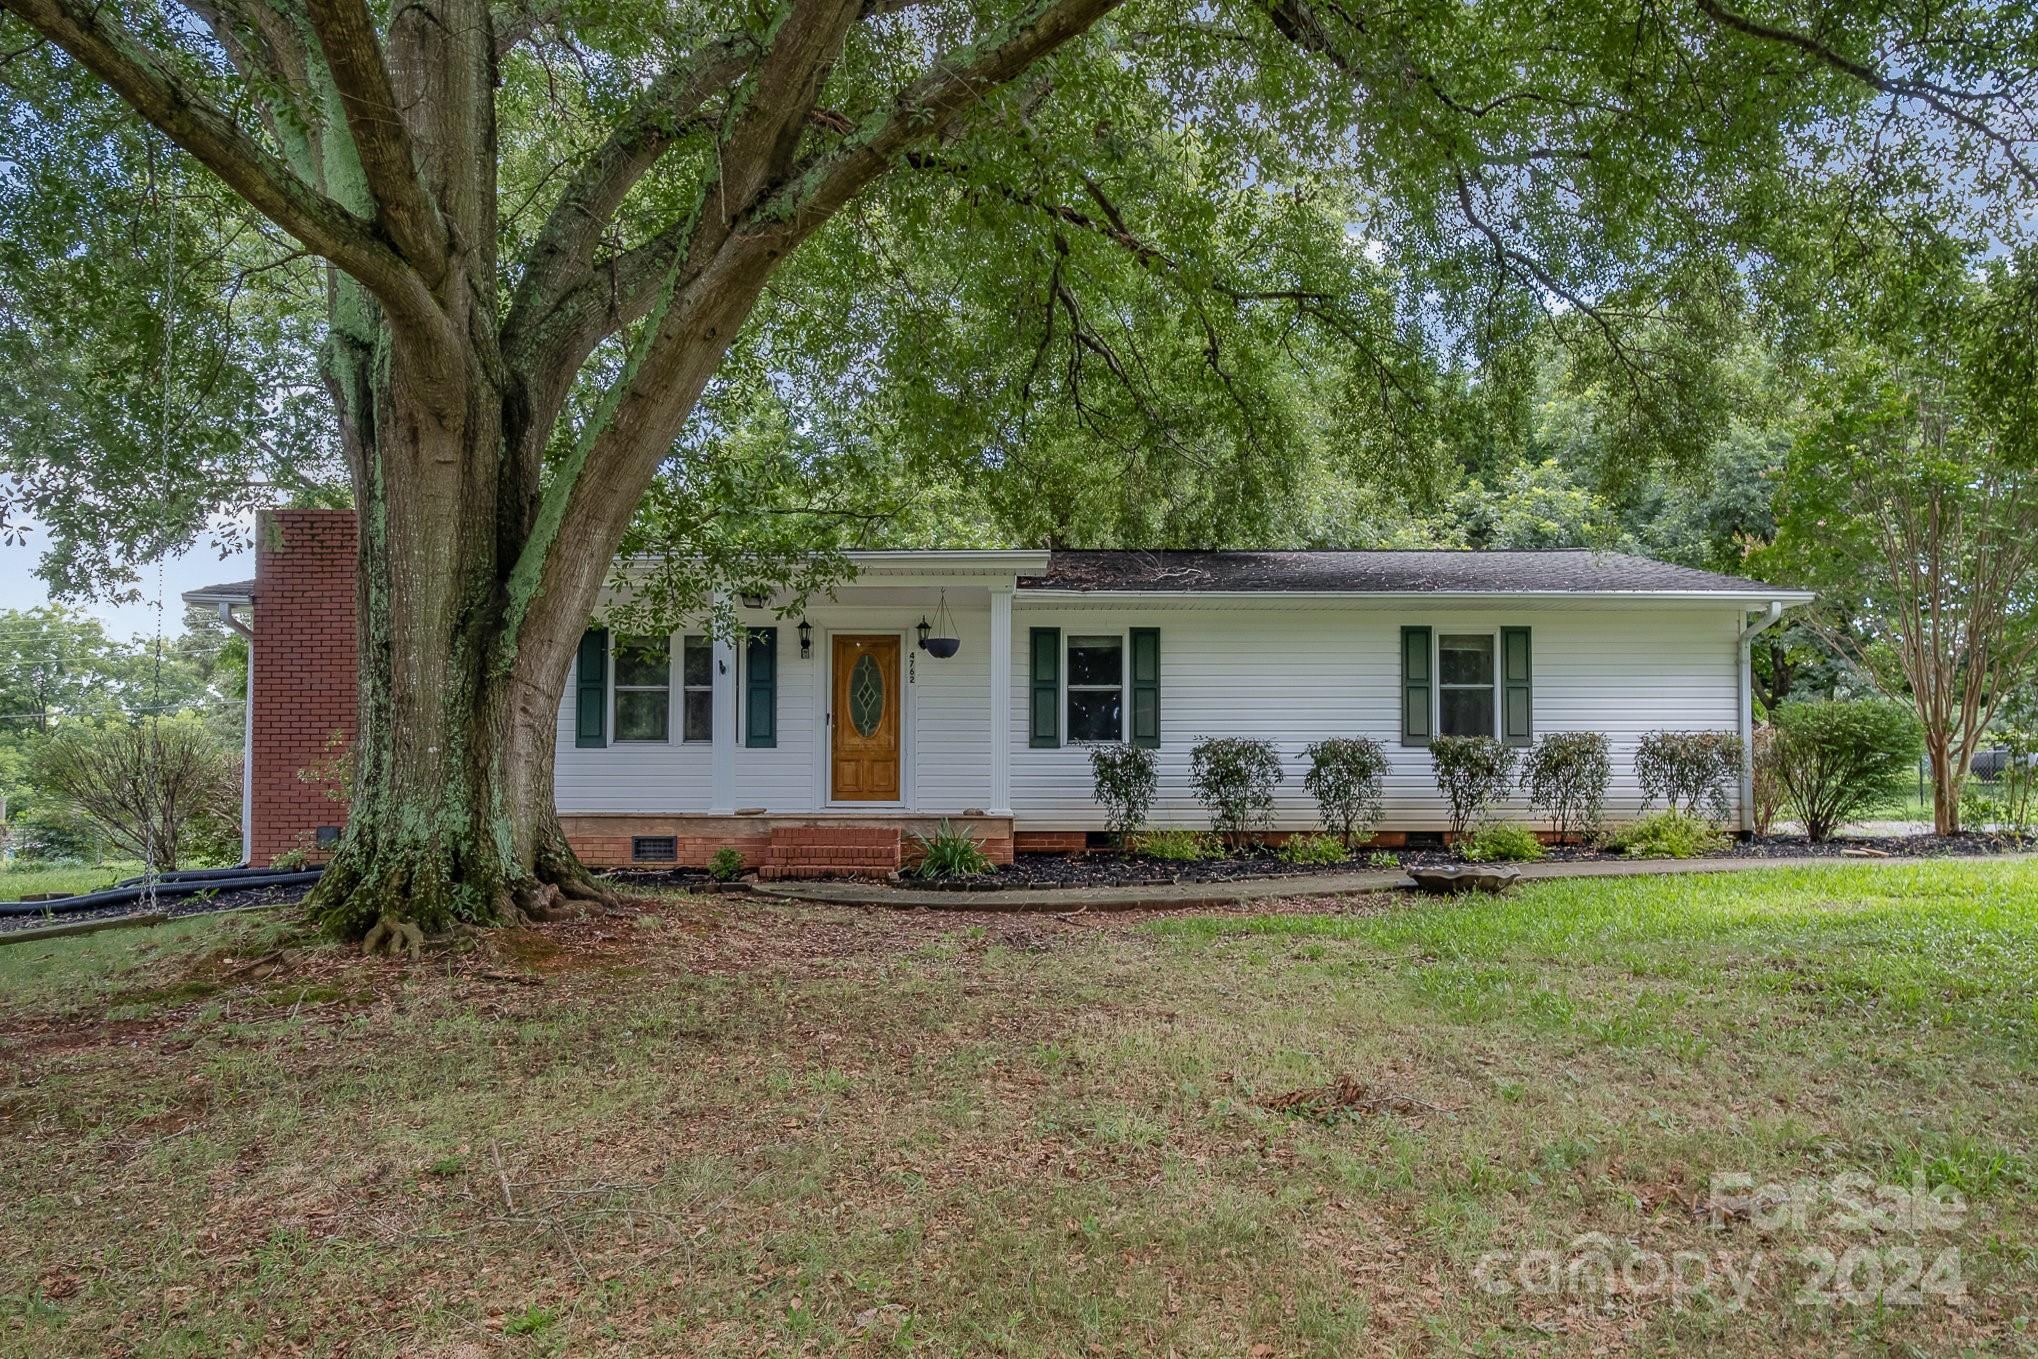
[1737,601,1788,833]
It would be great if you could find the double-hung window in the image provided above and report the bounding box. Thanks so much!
[1065,635,1125,742]
[1437,634,1496,738]
[613,635,672,742]
[680,635,714,743]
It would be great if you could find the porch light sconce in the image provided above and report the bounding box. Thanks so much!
[917,590,962,659]
[797,618,812,658]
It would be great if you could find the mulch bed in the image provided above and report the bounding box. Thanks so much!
[901,831,2028,891]
[0,882,311,935]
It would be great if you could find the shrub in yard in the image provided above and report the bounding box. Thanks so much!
[1301,737,1387,846]
[1275,833,1350,866]
[1460,821,1545,863]
[910,821,993,878]
[1133,828,1223,861]
[1767,699,1925,841]
[1519,732,1609,842]
[1090,744,1159,848]
[707,847,746,881]
[1958,728,2037,838]
[1750,725,1787,836]
[1429,735,1518,838]
[1366,850,1401,869]
[1188,738,1284,846]
[1634,730,1742,821]
[1606,810,1727,859]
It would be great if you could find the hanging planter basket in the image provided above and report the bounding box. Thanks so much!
[918,590,962,659]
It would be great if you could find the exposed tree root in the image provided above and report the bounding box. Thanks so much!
[360,916,425,958]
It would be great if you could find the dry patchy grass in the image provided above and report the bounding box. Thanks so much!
[2,861,2035,1357]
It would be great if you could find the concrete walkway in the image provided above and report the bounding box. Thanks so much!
[747,850,2032,913]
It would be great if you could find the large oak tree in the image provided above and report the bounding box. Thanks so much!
[2,0,2031,942]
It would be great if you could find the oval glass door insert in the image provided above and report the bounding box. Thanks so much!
[849,653,885,737]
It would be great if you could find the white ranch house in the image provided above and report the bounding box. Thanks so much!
[194,522,1811,873]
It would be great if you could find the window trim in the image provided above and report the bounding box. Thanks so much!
[1064,631,1129,745]
[680,634,715,745]
[611,632,674,744]
[1433,628,1501,741]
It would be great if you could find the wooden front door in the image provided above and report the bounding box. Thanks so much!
[831,634,901,801]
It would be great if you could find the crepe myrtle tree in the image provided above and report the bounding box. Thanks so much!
[5,0,2033,947]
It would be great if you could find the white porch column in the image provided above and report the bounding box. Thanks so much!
[987,585,1013,815]
[711,597,737,813]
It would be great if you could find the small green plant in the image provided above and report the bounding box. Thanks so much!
[1460,821,1545,863]
[1301,737,1387,846]
[269,847,310,871]
[1089,744,1159,847]
[1275,833,1350,866]
[1188,737,1285,846]
[1429,735,1518,837]
[1132,828,1223,862]
[910,821,993,878]
[707,847,746,881]
[1365,850,1401,868]
[504,1304,558,1337]
[1605,810,1727,859]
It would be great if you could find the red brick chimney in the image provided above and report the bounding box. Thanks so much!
[249,509,358,864]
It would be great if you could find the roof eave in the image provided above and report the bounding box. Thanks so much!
[1014,587,1818,604]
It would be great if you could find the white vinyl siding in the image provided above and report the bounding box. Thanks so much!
[1007,601,1743,832]
[556,592,1747,828]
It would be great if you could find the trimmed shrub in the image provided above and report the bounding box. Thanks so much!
[1301,738,1388,846]
[1275,833,1350,866]
[1634,730,1742,821]
[1767,699,1925,841]
[1188,738,1284,845]
[910,821,994,878]
[1430,735,1518,838]
[1519,732,1610,841]
[1461,821,1545,863]
[1133,828,1223,862]
[1089,744,1159,848]
[1605,810,1727,859]
[707,847,745,881]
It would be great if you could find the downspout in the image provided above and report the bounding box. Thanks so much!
[217,601,255,865]
[1737,601,1785,834]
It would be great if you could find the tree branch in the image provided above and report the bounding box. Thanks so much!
[744,0,1125,239]
[303,0,449,274]
[2,0,442,330]
[503,32,754,359]
[1694,0,2035,190]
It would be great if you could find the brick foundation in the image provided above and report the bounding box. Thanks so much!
[249,510,359,865]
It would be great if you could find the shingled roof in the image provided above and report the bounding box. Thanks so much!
[1017,549,1806,598]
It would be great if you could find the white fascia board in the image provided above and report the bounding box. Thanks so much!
[1012,588,1818,606]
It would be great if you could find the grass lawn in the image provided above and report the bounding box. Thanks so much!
[2,861,2035,1357]
[0,860,145,902]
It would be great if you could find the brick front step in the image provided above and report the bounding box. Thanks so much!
[760,824,902,880]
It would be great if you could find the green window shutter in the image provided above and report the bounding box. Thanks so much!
[1029,627,1060,748]
[744,627,777,748]
[1129,627,1160,748]
[1501,626,1532,746]
[1400,625,1432,747]
[575,629,608,748]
